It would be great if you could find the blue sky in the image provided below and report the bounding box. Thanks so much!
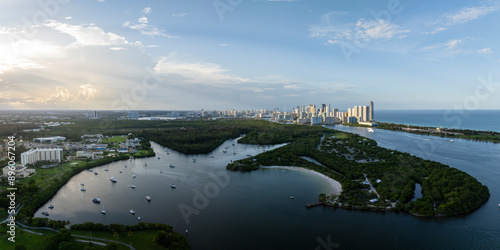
[0,0,499,111]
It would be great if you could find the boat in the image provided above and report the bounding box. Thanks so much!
[225,146,229,149]
[146,196,151,201]
[92,198,101,203]
[193,158,197,163]
[81,188,86,191]
[246,154,252,157]
[210,155,214,158]
[88,169,93,172]
[101,205,106,214]
[232,144,235,146]
[160,170,163,173]
[94,172,98,175]
[170,184,176,188]
[138,216,141,221]
[48,205,54,209]
[80,183,84,186]
[290,196,294,199]
[367,128,374,133]
[169,164,175,168]
[144,163,147,166]
[450,140,454,142]
[222,150,227,153]
[133,174,136,178]
[104,168,109,171]
[110,176,117,182]
[130,209,135,215]
[41,212,49,216]
[119,171,122,173]
[158,157,160,159]
[131,185,136,189]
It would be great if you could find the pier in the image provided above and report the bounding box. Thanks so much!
[305,202,324,208]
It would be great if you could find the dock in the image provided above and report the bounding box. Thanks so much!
[305,202,324,208]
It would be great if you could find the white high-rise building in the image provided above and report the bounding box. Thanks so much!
[21,148,63,166]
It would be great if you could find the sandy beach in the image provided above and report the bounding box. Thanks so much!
[261,166,342,195]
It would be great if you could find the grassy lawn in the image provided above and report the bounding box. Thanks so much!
[0,223,58,249]
[101,136,127,144]
[71,229,166,249]
[331,132,348,139]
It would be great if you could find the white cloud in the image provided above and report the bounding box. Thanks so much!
[421,38,464,51]
[478,48,493,55]
[142,7,152,14]
[310,15,409,47]
[65,16,72,20]
[123,17,175,38]
[173,13,188,18]
[447,5,498,24]
[154,56,249,85]
[422,27,447,35]
[355,19,409,40]
[45,20,129,46]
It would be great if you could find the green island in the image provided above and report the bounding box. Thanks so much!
[344,122,500,143]
[0,118,491,249]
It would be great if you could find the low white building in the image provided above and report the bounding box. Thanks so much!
[2,165,35,178]
[33,136,66,143]
[76,151,96,160]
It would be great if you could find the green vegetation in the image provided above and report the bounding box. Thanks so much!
[226,121,490,217]
[0,222,189,249]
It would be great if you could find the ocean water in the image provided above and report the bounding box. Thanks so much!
[375,109,500,132]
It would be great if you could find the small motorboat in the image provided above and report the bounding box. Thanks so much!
[133,175,136,178]
[48,205,54,209]
[92,198,101,203]
[81,188,86,191]
[131,185,136,189]
[290,196,295,199]
[170,184,176,188]
[146,196,151,201]
[41,212,49,216]
[130,209,135,215]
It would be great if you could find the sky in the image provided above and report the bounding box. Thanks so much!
[1,0,499,111]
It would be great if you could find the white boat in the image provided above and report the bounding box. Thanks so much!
[48,205,54,209]
[146,196,151,201]
[290,196,294,199]
[110,176,117,183]
[101,205,106,214]
[133,175,136,178]
[131,185,136,189]
[138,216,141,221]
[368,128,374,133]
[450,140,454,142]
[170,184,176,188]
[169,164,175,168]
[130,209,135,215]
[92,198,101,203]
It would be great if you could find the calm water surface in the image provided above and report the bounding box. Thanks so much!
[37,127,500,249]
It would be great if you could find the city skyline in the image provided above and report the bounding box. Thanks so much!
[1,1,500,110]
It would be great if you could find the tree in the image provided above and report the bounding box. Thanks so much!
[14,245,27,250]
[105,242,118,250]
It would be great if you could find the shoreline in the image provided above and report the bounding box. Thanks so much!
[260,166,342,195]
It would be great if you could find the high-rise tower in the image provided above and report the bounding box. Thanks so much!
[369,101,374,121]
